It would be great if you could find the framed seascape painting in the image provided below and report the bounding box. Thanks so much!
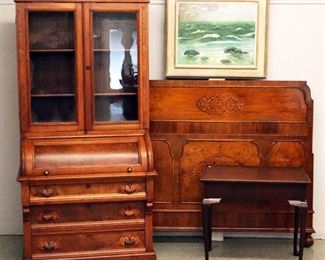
[166,0,268,78]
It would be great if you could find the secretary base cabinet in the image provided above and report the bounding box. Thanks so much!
[15,0,156,259]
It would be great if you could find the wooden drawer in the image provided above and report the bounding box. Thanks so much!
[32,230,145,258]
[30,181,146,205]
[31,202,145,224]
[23,136,148,176]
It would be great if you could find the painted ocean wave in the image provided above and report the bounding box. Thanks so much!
[177,21,256,66]
[178,21,255,42]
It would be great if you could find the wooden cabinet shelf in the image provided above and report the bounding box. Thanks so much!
[94,92,137,96]
[31,93,75,97]
[30,49,75,53]
[93,48,134,52]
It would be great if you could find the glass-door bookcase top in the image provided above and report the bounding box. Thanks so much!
[29,12,76,123]
[93,13,138,122]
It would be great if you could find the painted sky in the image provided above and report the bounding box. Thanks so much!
[178,2,258,22]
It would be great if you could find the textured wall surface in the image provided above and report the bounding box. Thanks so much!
[0,0,325,237]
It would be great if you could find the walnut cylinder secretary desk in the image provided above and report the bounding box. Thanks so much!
[15,0,156,259]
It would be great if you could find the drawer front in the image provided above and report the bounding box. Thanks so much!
[31,202,145,224]
[30,181,146,205]
[24,136,148,176]
[32,230,145,255]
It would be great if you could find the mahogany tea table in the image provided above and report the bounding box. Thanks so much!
[200,166,310,260]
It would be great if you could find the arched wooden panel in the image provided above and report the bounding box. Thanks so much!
[152,140,174,203]
[268,141,306,167]
[180,141,260,202]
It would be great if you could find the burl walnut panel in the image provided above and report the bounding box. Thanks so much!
[268,141,306,167]
[180,141,260,202]
[149,80,314,243]
[23,136,148,175]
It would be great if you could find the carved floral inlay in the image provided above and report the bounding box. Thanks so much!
[40,240,59,252]
[37,186,57,198]
[196,94,243,114]
[120,184,140,194]
[119,235,139,247]
[119,207,140,218]
[41,212,59,222]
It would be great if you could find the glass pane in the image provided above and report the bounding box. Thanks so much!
[28,11,76,123]
[95,96,137,122]
[32,96,75,122]
[93,13,137,50]
[30,52,75,95]
[29,12,74,49]
[93,12,138,122]
[93,49,137,93]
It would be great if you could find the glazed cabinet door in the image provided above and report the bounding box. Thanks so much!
[83,3,149,132]
[16,3,84,132]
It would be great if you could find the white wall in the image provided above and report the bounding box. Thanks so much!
[0,0,324,237]
[0,2,21,234]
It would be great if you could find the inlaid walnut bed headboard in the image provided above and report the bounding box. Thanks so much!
[149,80,314,244]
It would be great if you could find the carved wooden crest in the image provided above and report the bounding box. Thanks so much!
[196,94,243,114]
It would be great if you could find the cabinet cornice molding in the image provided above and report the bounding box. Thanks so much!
[150,0,325,5]
[4,0,325,6]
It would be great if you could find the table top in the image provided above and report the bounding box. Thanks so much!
[201,166,310,184]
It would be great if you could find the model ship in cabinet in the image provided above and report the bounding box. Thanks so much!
[15,0,156,259]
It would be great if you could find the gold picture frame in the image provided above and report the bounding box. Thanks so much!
[166,0,268,78]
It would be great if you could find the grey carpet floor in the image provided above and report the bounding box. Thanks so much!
[1,235,325,259]
[155,236,325,259]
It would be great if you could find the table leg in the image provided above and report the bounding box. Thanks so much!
[202,202,212,260]
[289,200,308,260]
[202,198,221,260]
[298,206,307,260]
[293,206,300,256]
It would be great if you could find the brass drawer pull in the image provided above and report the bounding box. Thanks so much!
[43,170,50,176]
[120,184,139,194]
[39,187,56,198]
[41,241,58,251]
[119,207,140,218]
[127,167,132,173]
